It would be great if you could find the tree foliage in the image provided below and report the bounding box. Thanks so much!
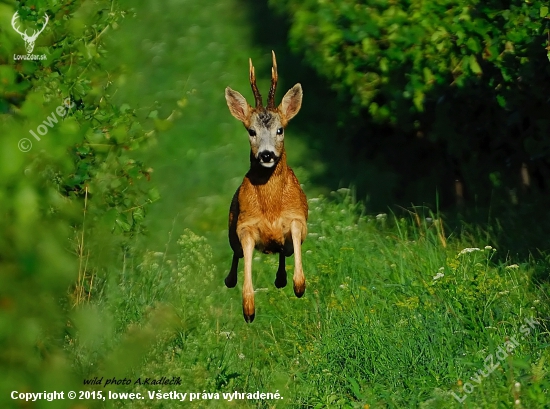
[1,1,163,238]
[270,0,550,207]
[0,1,168,403]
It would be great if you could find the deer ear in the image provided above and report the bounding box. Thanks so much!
[279,84,302,122]
[225,87,251,125]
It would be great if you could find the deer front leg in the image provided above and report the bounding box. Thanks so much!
[241,233,256,322]
[225,254,239,288]
[274,252,287,288]
[290,220,306,297]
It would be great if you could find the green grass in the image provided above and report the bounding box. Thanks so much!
[65,191,550,408]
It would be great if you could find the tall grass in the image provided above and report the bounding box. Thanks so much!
[66,191,550,408]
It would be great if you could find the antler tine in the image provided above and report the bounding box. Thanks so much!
[267,50,278,110]
[32,13,49,38]
[249,58,263,109]
[11,12,25,36]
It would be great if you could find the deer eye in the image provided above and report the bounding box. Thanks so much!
[276,127,283,135]
[248,129,256,137]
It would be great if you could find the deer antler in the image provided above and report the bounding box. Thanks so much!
[249,58,263,109]
[29,13,49,40]
[11,12,49,54]
[11,12,48,39]
[267,51,278,110]
[11,12,26,37]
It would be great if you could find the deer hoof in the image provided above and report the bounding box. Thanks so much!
[225,274,237,288]
[243,311,255,323]
[242,298,255,323]
[293,281,306,298]
[242,305,255,323]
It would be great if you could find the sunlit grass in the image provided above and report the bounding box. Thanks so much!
[71,191,550,408]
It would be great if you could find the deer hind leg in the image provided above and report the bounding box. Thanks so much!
[225,254,239,288]
[290,220,306,297]
[274,252,287,288]
[241,233,256,323]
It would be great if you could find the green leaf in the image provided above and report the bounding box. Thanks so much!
[413,89,425,111]
[347,376,363,400]
[469,55,482,75]
[423,67,434,85]
[115,217,131,232]
[540,6,548,17]
[112,125,128,143]
[132,207,145,222]
[379,58,389,73]
[466,37,481,53]
[119,103,131,113]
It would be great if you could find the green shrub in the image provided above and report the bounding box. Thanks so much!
[270,0,550,211]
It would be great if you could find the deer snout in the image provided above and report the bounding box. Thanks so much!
[258,150,277,167]
[260,151,274,162]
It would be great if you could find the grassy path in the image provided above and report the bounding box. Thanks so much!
[111,0,315,256]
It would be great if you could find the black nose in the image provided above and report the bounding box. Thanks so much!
[259,151,274,162]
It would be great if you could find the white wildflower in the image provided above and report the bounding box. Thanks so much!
[238,353,245,360]
[458,247,481,256]
[376,213,387,221]
[484,245,493,250]
[505,264,520,270]
[219,331,234,339]
[433,272,445,280]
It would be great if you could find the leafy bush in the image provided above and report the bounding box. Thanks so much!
[270,0,550,209]
[0,1,169,405]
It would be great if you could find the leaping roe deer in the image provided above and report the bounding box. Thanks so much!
[224,51,308,323]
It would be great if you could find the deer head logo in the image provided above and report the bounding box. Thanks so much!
[11,12,49,54]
